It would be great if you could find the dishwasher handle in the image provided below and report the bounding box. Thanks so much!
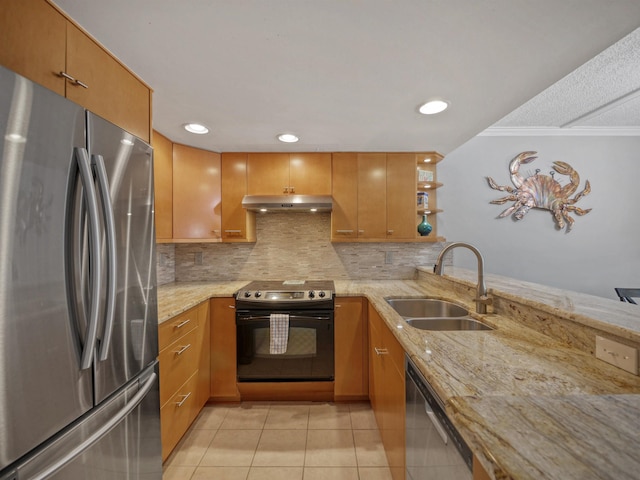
[425,402,448,445]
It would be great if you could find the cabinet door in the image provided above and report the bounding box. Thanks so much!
[152,131,173,241]
[358,153,387,239]
[196,301,211,408]
[173,144,222,240]
[0,0,66,95]
[368,303,385,432]
[221,153,256,241]
[210,298,241,401]
[65,23,151,141]
[289,153,332,195]
[386,153,417,239]
[247,153,290,195]
[160,372,199,461]
[334,297,368,400]
[369,304,406,480]
[331,153,358,240]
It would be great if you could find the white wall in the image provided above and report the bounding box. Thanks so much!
[439,134,640,300]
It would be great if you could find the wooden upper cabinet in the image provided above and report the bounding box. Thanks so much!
[289,153,332,195]
[357,153,387,239]
[247,153,331,195]
[221,153,255,242]
[0,0,152,142]
[386,153,418,240]
[0,0,66,95]
[65,24,151,142]
[247,153,290,195]
[172,144,222,241]
[152,131,173,241]
[331,153,358,240]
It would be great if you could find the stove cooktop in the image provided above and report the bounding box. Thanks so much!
[235,280,335,305]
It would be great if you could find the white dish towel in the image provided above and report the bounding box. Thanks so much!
[269,313,289,354]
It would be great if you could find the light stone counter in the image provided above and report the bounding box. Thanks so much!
[157,280,250,323]
[157,275,640,480]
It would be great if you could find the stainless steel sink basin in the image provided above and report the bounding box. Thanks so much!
[385,298,468,318]
[405,317,493,331]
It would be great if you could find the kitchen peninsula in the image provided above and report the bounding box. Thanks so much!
[157,269,640,480]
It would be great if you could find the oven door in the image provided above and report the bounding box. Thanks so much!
[236,312,334,382]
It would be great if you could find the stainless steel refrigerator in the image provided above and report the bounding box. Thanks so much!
[0,65,162,479]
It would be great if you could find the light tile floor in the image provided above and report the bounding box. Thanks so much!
[163,402,392,480]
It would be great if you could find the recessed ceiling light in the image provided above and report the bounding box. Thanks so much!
[419,100,449,115]
[278,133,299,143]
[184,123,210,134]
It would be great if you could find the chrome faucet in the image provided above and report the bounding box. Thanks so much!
[433,242,492,314]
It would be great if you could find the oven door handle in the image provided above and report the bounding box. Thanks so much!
[237,314,332,322]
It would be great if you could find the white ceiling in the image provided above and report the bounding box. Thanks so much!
[489,26,640,133]
[52,1,640,154]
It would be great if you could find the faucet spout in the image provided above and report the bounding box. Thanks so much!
[433,242,491,314]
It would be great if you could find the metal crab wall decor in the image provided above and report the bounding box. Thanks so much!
[487,151,592,232]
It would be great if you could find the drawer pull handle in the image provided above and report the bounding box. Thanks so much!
[174,344,192,356]
[374,347,388,355]
[335,230,354,234]
[175,392,192,407]
[174,319,191,329]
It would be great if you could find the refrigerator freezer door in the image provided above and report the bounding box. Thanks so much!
[0,67,93,470]
[7,362,162,480]
[87,113,159,405]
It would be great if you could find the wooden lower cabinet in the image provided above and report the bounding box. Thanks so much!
[473,456,492,480]
[160,372,199,461]
[158,301,210,461]
[210,297,241,401]
[334,297,368,400]
[368,303,406,480]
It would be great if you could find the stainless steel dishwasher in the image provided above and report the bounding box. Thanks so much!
[406,355,473,480]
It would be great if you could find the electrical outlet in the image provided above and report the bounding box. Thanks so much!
[385,251,393,264]
[194,252,203,265]
[595,336,638,375]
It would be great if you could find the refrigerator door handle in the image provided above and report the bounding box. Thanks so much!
[30,371,158,480]
[92,154,118,362]
[74,147,102,370]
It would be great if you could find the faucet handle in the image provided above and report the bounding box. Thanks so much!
[473,295,492,314]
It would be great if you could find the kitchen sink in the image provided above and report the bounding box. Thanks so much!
[405,317,493,331]
[385,298,468,318]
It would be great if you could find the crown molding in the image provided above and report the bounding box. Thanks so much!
[479,126,640,137]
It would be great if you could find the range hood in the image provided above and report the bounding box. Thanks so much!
[241,194,333,212]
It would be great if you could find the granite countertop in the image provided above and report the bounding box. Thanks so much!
[156,275,640,480]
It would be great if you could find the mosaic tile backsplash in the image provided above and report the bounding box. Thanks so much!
[156,212,445,284]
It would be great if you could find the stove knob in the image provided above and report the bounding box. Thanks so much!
[308,290,315,298]
[244,291,252,298]
[318,291,326,298]
[255,291,262,298]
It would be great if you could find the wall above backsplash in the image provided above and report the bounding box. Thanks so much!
[156,212,446,285]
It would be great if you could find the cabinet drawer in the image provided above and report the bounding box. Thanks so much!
[160,371,199,461]
[158,306,199,351]
[159,328,199,406]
